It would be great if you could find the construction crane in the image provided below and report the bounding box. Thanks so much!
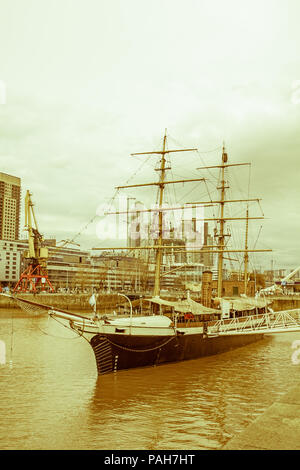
[57,239,80,248]
[13,190,54,293]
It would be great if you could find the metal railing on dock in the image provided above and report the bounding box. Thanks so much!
[208,309,300,336]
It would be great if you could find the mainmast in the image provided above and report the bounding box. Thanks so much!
[193,148,268,299]
[217,145,228,297]
[153,133,167,296]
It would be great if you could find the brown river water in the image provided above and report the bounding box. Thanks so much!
[0,310,299,450]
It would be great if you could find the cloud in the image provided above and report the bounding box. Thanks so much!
[0,0,299,270]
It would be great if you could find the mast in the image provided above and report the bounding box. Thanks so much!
[127,197,135,248]
[121,130,198,297]
[217,145,228,298]
[244,205,249,294]
[192,148,264,299]
[153,132,167,296]
[93,134,272,299]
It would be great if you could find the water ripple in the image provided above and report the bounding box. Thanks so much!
[0,316,299,449]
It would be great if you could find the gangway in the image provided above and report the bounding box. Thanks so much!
[208,309,300,336]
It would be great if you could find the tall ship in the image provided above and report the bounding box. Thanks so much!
[4,132,300,375]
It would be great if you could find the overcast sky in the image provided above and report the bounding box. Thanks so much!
[0,0,299,271]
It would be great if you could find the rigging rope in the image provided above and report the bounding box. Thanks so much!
[10,311,13,369]
[37,315,85,340]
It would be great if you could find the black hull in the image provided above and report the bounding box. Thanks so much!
[90,332,264,375]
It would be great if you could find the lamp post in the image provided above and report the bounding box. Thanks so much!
[117,293,133,332]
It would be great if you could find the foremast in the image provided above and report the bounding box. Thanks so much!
[130,131,199,297]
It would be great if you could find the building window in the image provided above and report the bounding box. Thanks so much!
[232,286,239,296]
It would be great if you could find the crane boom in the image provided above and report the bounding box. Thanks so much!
[14,190,54,293]
[281,266,300,283]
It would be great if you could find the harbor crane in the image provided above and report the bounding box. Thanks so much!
[57,239,80,248]
[257,265,300,296]
[280,266,300,285]
[13,190,54,293]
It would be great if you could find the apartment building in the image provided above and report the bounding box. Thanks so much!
[0,172,21,241]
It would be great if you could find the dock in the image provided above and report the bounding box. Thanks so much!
[0,293,124,313]
[223,381,300,450]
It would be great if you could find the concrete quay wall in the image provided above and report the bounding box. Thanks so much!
[0,293,123,313]
[269,296,300,311]
[223,382,300,450]
[1,293,300,314]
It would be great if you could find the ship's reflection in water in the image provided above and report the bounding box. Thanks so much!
[0,315,299,450]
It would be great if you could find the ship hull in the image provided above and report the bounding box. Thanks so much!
[90,331,264,375]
